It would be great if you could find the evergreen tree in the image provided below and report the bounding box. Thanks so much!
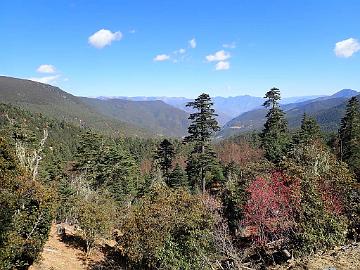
[184,93,220,193]
[75,130,105,182]
[261,87,290,163]
[168,163,188,188]
[339,97,360,180]
[294,113,321,145]
[74,130,141,203]
[101,143,140,202]
[154,139,175,180]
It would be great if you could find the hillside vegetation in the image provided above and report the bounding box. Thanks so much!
[220,90,359,138]
[80,97,189,136]
[1,88,359,270]
[0,76,190,137]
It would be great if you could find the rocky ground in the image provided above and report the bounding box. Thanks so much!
[29,224,108,270]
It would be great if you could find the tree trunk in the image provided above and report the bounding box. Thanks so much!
[201,144,205,193]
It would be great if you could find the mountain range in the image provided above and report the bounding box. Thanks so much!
[219,89,359,138]
[0,76,188,137]
[99,95,324,125]
[0,76,358,138]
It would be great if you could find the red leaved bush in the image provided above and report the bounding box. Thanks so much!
[242,172,299,245]
[319,181,344,215]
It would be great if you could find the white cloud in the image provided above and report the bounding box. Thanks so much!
[88,29,122,49]
[153,54,170,61]
[334,38,360,58]
[129,29,136,34]
[206,50,231,62]
[189,38,196,49]
[174,48,186,55]
[28,75,60,84]
[223,42,236,49]
[37,64,56,74]
[215,61,230,70]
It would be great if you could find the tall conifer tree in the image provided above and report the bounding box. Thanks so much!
[261,87,290,163]
[184,93,220,193]
[154,139,175,180]
[339,97,360,179]
[294,113,321,145]
[168,163,188,188]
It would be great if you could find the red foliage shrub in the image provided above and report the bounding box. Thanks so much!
[319,181,344,215]
[242,172,299,245]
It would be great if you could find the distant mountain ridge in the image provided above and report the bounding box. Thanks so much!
[1,76,357,139]
[79,97,189,137]
[98,94,324,125]
[219,89,359,138]
[0,76,189,137]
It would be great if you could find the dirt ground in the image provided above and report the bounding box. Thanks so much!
[29,224,105,270]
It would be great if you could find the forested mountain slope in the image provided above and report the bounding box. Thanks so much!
[80,97,189,137]
[0,76,151,137]
[219,90,359,138]
[103,95,323,125]
[0,76,189,137]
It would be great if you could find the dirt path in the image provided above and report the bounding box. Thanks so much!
[30,224,104,270]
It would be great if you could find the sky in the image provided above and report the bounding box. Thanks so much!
[0,0,360,98]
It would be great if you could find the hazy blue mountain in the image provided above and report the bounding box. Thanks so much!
[330,89,359,98]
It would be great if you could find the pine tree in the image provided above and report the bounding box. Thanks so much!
[75,131,140,202]
[184,93,220,193]
[102,143,140,202]
[294,113,321,145]
[261,87,290,163]
[154,139,175,180]
[168,163,188,188]
[75,130,105,179]
[339,97,360,180]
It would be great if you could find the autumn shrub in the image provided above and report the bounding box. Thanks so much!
[241,172,299,246]
[282,141,354,254]
[74,190,117,255]
[117,183,218,269]
[0,137,56,270]
[221,160,274,232]
[216,140,263,167]
[56,171,117,255]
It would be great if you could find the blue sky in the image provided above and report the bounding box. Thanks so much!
[1,0,359,98]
